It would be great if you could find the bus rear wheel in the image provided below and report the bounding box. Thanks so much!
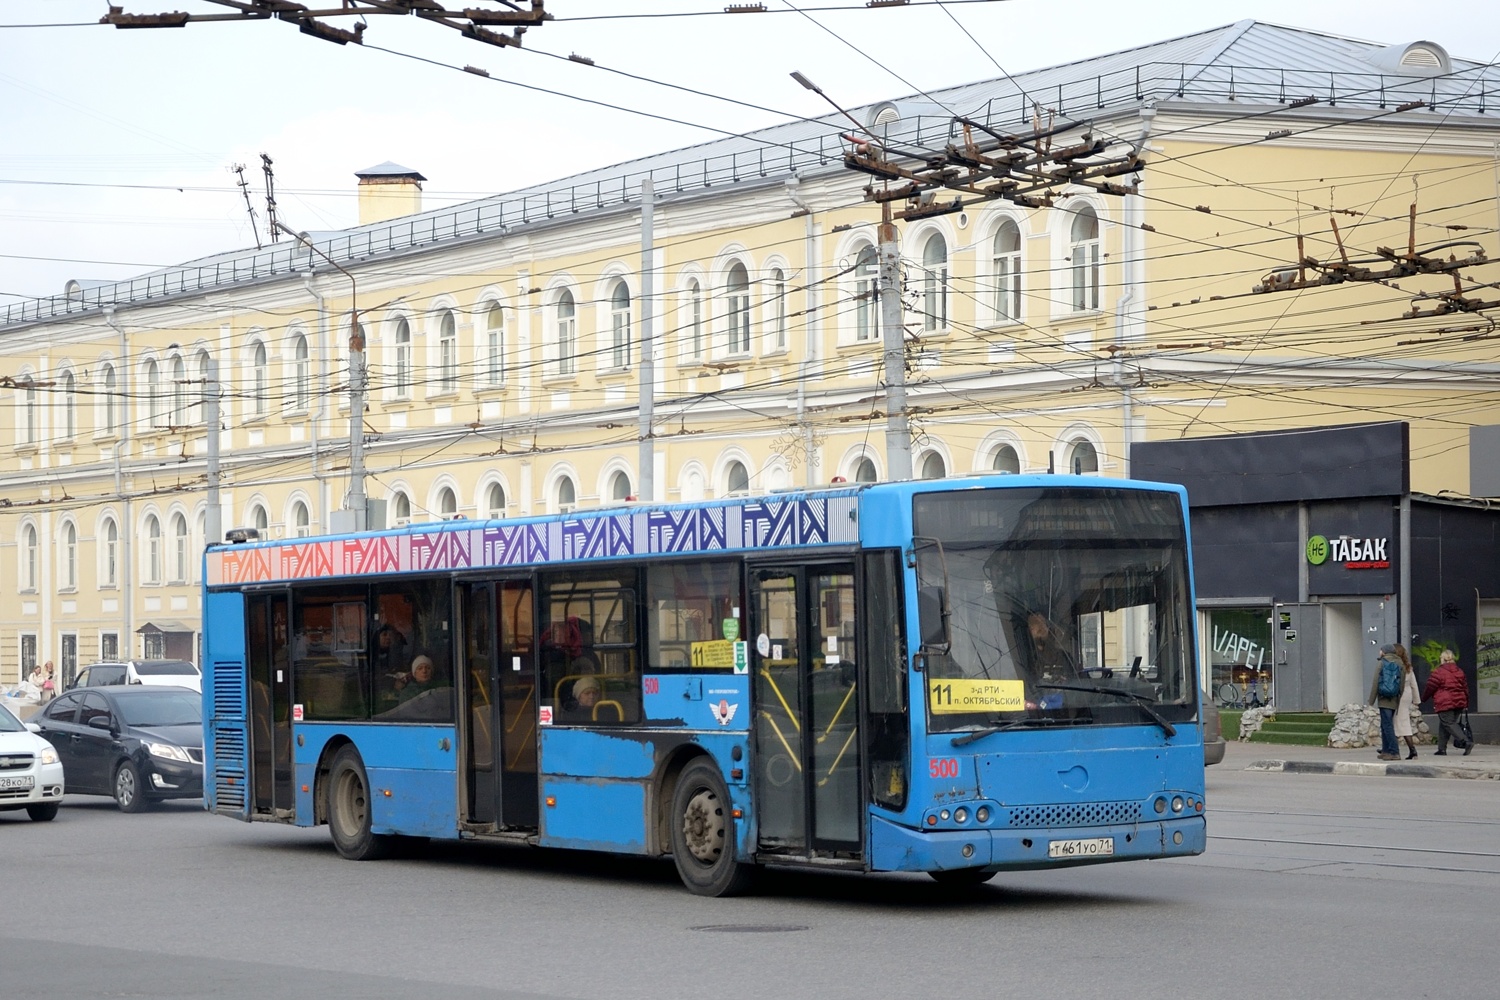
[327,746,391,861]
[670,758,754,897]
[929,867,997,886]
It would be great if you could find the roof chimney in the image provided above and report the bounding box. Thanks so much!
[355,161,426,225]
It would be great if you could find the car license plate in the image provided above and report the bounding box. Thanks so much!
[1048,837,1114,859]
[0,775,35,791]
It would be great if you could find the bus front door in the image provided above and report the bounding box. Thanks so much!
[247,592,294,817]
[462,580,539,830]
[749,564,863,859]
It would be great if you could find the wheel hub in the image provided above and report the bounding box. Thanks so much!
[682,788,724,864]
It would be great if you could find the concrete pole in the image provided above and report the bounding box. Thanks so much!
[347,318,367,529]
[638,179,655,503]
[205,358,222,546]
[878,212,912,480]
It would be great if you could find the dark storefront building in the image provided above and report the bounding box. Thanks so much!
[1133,423,1499,735]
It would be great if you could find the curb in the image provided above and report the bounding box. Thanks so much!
[1245,759,1500,780]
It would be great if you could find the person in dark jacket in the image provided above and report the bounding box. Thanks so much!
[1421,648,1471,756]
[1368,644,1405,760]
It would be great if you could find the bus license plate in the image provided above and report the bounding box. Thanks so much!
[1048,837,1114,859]
[0,775,35,791]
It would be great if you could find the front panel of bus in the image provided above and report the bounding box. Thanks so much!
[862,480,1206,873]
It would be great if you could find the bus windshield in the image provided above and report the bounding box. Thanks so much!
[913,486,1195,733]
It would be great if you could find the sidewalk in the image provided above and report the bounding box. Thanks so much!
[1220,736,1500,780]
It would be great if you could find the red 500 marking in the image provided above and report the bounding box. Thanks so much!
[643,677,660,695]
[928,757,959,779]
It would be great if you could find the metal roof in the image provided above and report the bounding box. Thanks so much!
[7,20,1499,330]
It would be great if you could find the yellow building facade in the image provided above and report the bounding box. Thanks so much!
[2,21,1498,683]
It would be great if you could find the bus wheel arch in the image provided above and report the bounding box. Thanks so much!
[667,756,755,897]
[653,746,710,856]
[312,736,355,827]
[324,743,392,861]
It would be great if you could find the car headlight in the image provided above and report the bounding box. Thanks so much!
[39,745,59,765]
[145,742,191,763]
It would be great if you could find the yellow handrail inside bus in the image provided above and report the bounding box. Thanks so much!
[756,709,803,773]
[757,667,802,733]
[818,681,856,743]
[504,686,534,735]
[817,725,859,787]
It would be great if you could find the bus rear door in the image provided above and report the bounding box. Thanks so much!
[748,563,863,859]
[461,580,539,830]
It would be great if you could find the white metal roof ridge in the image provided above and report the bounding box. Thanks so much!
[6,20,1499,329]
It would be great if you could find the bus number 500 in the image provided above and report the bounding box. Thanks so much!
[929,758,959,779]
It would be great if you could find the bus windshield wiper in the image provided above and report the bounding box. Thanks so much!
[1034,683,1177,737]
[951,717,1063,747]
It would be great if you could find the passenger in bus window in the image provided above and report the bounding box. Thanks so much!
[1022,612,1076,709]
[395,654,445,703]
[562,675,601,722]
[372,625,409,677]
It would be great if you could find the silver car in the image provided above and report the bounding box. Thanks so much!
[0,701,66,821]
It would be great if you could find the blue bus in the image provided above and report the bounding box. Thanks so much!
[201,475,1206,895]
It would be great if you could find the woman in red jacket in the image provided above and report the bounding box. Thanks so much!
[1421,649,1471,756]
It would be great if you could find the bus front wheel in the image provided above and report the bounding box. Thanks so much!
[327,746,391,861]
[670,758,754,897]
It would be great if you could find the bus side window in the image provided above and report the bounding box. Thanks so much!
[864,550,908,811]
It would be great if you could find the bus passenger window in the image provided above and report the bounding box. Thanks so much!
[541,570,641,725]
[371,580,454,723]
[290,587,370,721]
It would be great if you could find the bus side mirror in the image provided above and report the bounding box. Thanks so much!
[917,586,950,652]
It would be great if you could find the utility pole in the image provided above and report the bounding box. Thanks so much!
[878,204,912,481]
[638,179,655,502]
[272,221,366,531]
[205,358,222,544]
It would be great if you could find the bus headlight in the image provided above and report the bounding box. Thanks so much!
[1171,796,1184,813]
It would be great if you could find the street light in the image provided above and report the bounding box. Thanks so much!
[271,220,369,528]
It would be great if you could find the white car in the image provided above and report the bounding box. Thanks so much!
[72,659,202,694]
[0,701,65,821]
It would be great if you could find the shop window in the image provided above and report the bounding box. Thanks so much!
[1208,608,1273,708]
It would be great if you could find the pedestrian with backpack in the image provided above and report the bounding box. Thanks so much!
[1369,643,1404,761]
[1421,648,1471,756]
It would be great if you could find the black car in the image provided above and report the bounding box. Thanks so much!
[30,686,203,812]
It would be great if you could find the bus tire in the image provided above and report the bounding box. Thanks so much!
[327,746,391,861]
[928,867,997,886]
[670,758,754,897]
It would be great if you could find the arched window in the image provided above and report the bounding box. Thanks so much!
[394,318,413,398]
[391,492,411,526]
[171,513,189,582]
[606,280,631,370]
[290,335,310,411]
[21,378,36,444]
[854,244,878,342]
[556,476,577,513]
[251,504,269,536]
[61,522,77,590]
[145,360,166,428]
[992,220,1022,322]
[485,303,504,386]
[725,263,751,354]
[21,524,37,590]
[683,279,704,361]
[144,515,161,584]
[172,355,188,425]
[437,487,458,520]
[101,363,119,433]
[992,444,1021,474]
[1069,206,1100,312]
[251,343,268,417]
[919,452,947,480]
[437,309,458,393]
[291,501,310,538]
[555,290,577,376]
[1068,438,1099,475]
[921,233,948,331]
[854,457,878,483]
[59,370,77,440]
[725,460,750,495]
[194,350,212,427]
[768,267,787,352]
[608,470,632,502]
[103,518,119,587]
[485,482,506,518]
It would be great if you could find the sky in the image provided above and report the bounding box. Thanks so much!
[2,0,1498,304]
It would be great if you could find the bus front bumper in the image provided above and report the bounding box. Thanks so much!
[868,812,1206,873]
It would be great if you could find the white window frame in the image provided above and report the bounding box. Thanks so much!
[1069,206,1101,313]
[724,263,751,356]
[555,291,577,377]
[437,309,458,394]
[921,233,948,332]
[608,280,632,371]
[991,219,1022,323]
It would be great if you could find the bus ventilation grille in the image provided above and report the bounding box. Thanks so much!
[1005,801,1141,829]
[213,728,247,813]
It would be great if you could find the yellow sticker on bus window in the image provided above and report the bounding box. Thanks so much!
[691,640,738,669]
[928,678,1026,713]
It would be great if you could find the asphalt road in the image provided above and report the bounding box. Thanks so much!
[3,756,1496,1000]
